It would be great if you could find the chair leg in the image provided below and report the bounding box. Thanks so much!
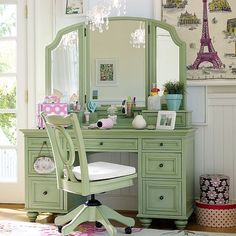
[61,206,90,236]
[55,204,86,226]
[96,207,117,236]
[98,205,135,227]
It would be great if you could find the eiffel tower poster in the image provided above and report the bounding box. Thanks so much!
[162,0,236,80]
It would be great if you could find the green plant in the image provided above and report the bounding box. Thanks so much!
[164,81,185,95]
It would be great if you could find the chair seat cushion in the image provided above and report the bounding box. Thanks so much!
[72,161,136,181]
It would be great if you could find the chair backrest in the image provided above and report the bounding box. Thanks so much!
[41,112,90,193]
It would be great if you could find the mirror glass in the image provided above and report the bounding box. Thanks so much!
[156,27,179,92]
[50,30,79,98]
[89,20,146,107]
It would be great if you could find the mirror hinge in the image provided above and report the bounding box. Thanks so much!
[84,28,87,37]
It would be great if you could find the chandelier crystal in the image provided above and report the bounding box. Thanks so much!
[86,3,111,33]
[130,21,145,48]
[86,0,126,33]
[112,0,126,16]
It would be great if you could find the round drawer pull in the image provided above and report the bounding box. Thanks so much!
[99,142,103,145]
[43,191,48,196]
[160,142,163,146]
[159,196,164,200]
[159,163,164,168]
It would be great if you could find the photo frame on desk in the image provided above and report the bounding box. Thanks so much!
[156,111,176,130]
[65,0,85,15]
[96,58,117,86]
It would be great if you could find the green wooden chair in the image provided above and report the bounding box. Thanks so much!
[41,112,137,236]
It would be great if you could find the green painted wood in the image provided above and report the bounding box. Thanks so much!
[142,180,182,216]
[29,178,63,209]
[142,139,181,151]
[21,127,195,229]
[142,153,182,178]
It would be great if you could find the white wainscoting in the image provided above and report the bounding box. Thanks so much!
[194,92,236,201]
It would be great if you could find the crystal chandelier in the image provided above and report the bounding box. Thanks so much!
[130,21,145,48]
[86,3,111,33]
[86,0,126,33]
[112,0,126,16]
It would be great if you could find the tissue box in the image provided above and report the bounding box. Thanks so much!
[37,103,68,129]
[196,200,236,227]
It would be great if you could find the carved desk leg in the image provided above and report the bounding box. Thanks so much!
[174,219,188,230]
[139,218,152,228]
[27,212,39,222]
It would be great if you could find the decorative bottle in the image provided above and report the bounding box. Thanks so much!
[148,83,161,110]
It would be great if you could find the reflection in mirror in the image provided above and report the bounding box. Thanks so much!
[51,30,79,98]
[156,27,179,92]
[89,20,146,107]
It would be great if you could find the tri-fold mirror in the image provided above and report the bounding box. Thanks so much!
[45,17,186,110]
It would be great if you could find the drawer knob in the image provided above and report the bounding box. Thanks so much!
[43,191,48,196]
[99,142,103,145]
[159,196,164,200]
[159,163,164,168]
[160,142,163,146]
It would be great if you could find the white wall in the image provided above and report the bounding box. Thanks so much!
[55,0,155,32]
[31,0,236,209]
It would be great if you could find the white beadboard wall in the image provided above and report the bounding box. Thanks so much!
[193,88,236,201]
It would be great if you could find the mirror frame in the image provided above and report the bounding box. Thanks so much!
[45,23,86,105]
[45,17,186,111]
[149,19,187,110]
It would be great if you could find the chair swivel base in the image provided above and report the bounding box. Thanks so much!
[55,203,135,236]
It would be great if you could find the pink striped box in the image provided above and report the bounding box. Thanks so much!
[37,103,68,129]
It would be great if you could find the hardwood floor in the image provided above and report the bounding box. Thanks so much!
[0,204,235,234]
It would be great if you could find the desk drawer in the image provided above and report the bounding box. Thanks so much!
[28,178,64,210]
[142,139,181,151]
[27,138,51,149]
[84,138,138,151]
[142,153,181,178]
[142,180,182,216]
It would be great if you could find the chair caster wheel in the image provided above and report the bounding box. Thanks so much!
[95,221,103,228]
[57,225,63,233]
[125,226,132,234]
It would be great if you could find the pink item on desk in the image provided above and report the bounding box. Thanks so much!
[97,118,114,129]
[37,103,68,129]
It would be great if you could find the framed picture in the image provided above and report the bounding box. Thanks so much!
[156,111,176,130]
[65,0,84,15]
[96,58,117,86]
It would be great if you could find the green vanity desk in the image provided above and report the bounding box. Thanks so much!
[21,127,195,229]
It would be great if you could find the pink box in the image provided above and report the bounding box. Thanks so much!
[37,103,68,129]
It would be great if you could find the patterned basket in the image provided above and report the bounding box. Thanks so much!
[200,174,230,204]
[196,200,236,228]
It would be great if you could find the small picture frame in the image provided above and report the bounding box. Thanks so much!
[96,58,117,86]
[156,111,176,130]
[65,0,84,15]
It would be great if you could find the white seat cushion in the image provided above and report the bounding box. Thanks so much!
[72,161,136,181]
